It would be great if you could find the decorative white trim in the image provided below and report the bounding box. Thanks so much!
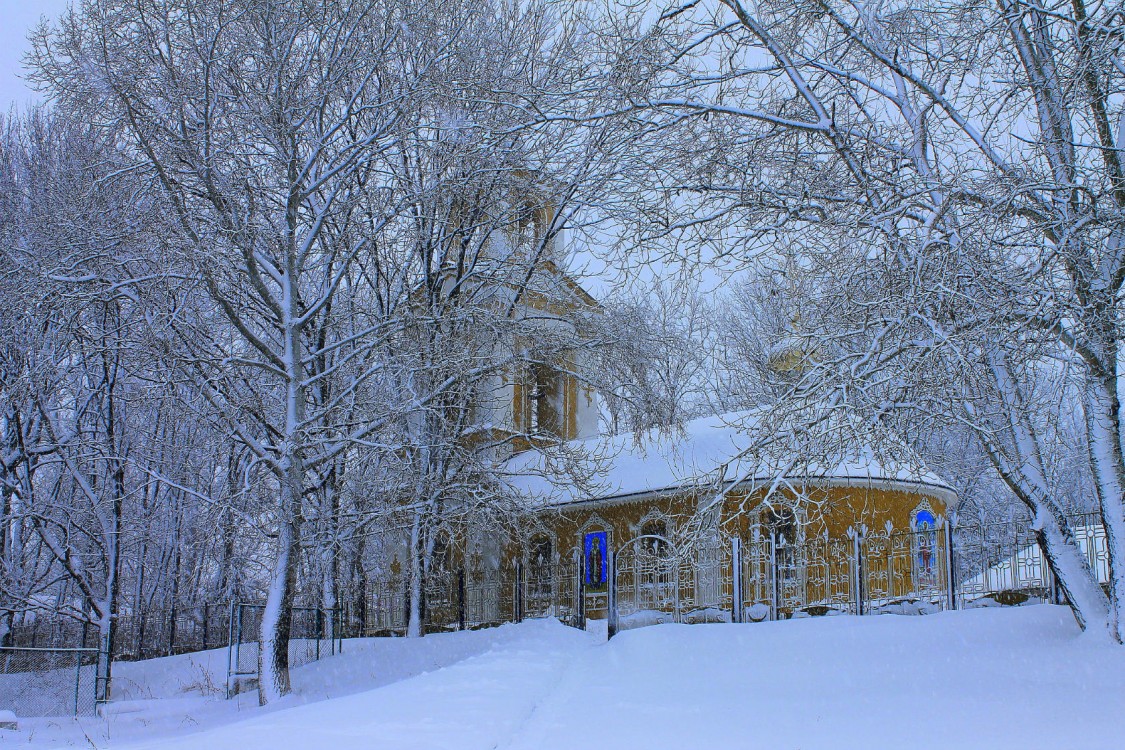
[544,475,959,511]
[633,508,674,536]
[911,498,937,529]
[578,512,612,536]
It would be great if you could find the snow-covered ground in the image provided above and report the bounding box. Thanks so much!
[3,606,1122,749]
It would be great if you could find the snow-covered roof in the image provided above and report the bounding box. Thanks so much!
[504,411,954,507]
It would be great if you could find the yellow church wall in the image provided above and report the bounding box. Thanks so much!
[526,482,947,560]
[719,483,948,540]
[519,480,951,619]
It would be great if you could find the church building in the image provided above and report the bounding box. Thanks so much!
[367,211,957,634]
[505,410,956,627]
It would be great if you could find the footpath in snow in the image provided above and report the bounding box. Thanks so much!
[3,605,1123,750]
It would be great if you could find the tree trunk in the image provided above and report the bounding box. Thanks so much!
[1035,505,1114,637]
[1084,381,1125,642]
[257,463,302,704]
[407,513,424,638]
[102,342,126,696]
[977,428,1114,639]
[320,465,340,641]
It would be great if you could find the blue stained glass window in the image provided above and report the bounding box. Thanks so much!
[914,509,938,582]
[584,531,608,588]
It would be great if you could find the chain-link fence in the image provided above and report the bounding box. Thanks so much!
[6,604,231,662]
[226,603,342,698]
[0,646,102,717]
[4,618,96,650]
[114,604,231,661]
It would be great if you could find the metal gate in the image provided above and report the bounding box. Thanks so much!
[615,534,680,630]
[523,560,580,626]
[226,603,342,698]
[678,539,733,622]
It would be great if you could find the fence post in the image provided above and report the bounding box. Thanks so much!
[607,549,618,639]
[74,648,83,715]
[402,581,410,633]
[168,604,177,657]
[768,532,778,621]
[457,568,466,631]
[944,513,958,611]
[848,525,866,617]
[202,604,209,651]
[225,600,238,699]
[515,562,524,624]
[731,536,743,624]
[316,608,323,661]
[135,609,144,659]
[578,556,586,630]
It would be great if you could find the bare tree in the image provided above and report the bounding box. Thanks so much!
[596,0,1125,639]
[31,0,435,701]
[593,281,715,434]
[26,0,631,696]
[0,107,175,688]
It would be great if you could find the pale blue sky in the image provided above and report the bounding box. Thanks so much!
[1,0,71,111]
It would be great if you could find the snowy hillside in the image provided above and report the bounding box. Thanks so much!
[3,607,1122,749]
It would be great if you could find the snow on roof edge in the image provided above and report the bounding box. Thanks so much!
[503,410,955,508]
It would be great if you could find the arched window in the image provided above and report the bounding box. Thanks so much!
[513,202,546,248]
[913,508,938,586]
[530,535,553,567]
[528,361,564,437]
[766,507,798,546]
[528,534,554,607]
[634,519,674,608]
[640,519,670,557]
[765,506,802,609]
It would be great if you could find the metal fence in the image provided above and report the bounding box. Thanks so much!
[953,512,1108,607]
[4,618,95,650]
[226,603,342,698]
[358,519,1014,640]
[363,563,581,637]
[6,604,231,662]
[1,513,1109,714]
[609,514,1109,633]
[114,604,231,661]
[524,560,581,624]
[0,646,102,717]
